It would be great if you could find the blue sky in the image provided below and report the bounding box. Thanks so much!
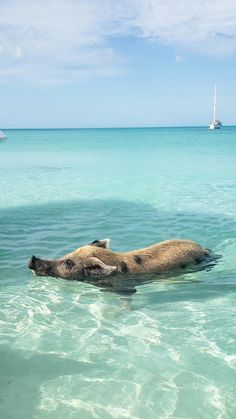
[1,0,236,128]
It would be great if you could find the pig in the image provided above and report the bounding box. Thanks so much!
[28,238,211,282]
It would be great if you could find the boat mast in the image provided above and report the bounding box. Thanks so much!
[213,83,216,122]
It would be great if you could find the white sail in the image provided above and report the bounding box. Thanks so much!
[209,83,222,130]
[213,83,216,122]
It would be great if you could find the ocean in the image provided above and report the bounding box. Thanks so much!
[0,127,236,418]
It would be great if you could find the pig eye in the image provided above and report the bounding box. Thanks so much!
[65,259,74,269]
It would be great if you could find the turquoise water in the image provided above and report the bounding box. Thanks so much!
[0,127,236,418]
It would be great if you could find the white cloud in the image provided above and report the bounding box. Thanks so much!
[133,0,236,56]
[15,47,23,59]
[0,0,236,83]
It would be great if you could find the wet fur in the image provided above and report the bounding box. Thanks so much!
[80,239,211,274]
[29,239,212,281]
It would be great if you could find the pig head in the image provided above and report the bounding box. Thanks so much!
[28,239,118,280]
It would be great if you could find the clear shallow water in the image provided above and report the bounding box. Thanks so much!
[0,127,236,418]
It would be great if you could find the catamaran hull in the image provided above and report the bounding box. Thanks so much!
[209,121,222,130]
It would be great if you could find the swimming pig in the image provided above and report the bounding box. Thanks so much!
[28,238,211,281]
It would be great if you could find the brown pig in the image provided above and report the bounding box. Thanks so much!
[28,238,211,281]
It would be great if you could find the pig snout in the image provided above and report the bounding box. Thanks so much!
[28,255,37,270]
[28,255,54,277]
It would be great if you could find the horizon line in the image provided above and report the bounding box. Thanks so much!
[2,124,235,130]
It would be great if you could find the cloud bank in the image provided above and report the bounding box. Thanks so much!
[0,0,236,83]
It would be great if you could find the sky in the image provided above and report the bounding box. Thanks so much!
[1,0,236,128]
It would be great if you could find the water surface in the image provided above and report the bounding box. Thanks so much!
[0,127,236,418]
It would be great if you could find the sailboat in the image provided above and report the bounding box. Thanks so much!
[0,130,7,139]
[209,84,222,130]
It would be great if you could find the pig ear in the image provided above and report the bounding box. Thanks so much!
[89,239,110,249]
[84,257,117,277]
